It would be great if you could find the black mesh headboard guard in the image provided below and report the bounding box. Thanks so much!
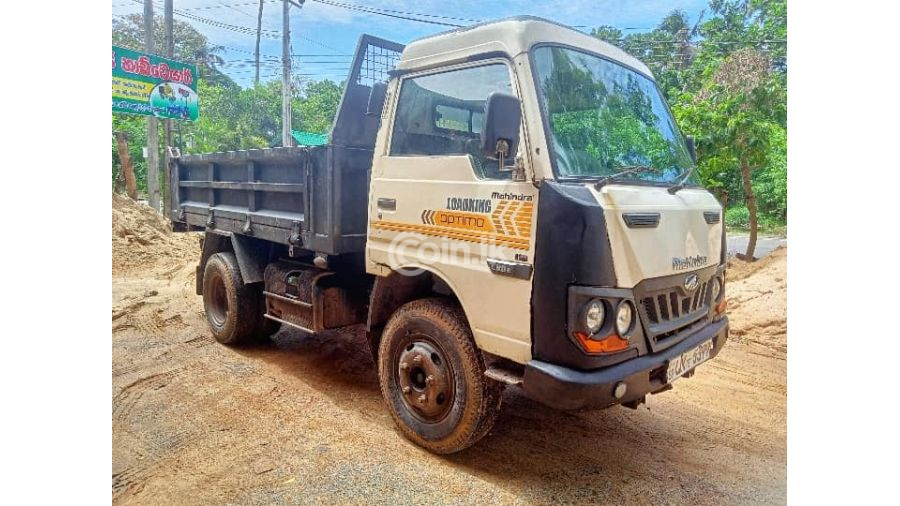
[330,35,405,149]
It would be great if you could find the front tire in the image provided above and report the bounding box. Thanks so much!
[377,298,502,454]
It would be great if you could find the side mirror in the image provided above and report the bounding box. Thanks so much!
[366,82,387,116]
[480,92,522,163]
[685,135,697,164]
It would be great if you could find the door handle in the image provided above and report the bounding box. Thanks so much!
[377,198,396,211]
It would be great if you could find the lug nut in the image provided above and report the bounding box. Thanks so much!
[412,355,422,364]
[425,375,434,385]
[418,394,426,405]
[399,362,408,371]
[402,386,411,394]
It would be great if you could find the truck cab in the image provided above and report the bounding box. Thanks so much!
[169,16,728,454]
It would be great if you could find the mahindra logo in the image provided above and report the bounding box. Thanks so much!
[672,254,708,271]
[684,274,700,293]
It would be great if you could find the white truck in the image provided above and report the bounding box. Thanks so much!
[169,16,729,454]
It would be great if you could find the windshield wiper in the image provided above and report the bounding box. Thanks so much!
[593,165,657,190]
[667,165,696,194]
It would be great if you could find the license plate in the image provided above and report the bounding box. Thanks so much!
[666,340,714,383]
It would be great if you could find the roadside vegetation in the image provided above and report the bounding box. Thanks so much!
[112,0,786,258]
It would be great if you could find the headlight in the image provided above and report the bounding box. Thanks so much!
[710,276,723,302]
[584,299,605,334]
[616,301,634,336]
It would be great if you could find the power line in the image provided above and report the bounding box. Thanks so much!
[116,0,783,41]
[220,45,271,56]
[220,61,282,68]
[219,45,351,59]
[115,0,278,10]
[217,1,257,20]
[226,67,348,75]
[295,33,346,53]
[295,1,669,31]
[174,9,280,38]
[291,53,353,57]
[116,2,784,60]
[221,61,349,70]
[181,1,278,12]
[310,0,480,25]
[592,26,654,31]
[301,0,463,27]
[223,57,350,63]
[112,3,640,33]
[127,0,280,38]
[118,2,353,55]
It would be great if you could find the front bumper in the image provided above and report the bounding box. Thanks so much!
[522,317,729,410]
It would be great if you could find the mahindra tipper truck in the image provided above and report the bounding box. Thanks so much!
[168,17,729,454]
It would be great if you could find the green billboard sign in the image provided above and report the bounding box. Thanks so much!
[112,45,199,121]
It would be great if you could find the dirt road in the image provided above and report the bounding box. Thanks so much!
[112,195,787,504]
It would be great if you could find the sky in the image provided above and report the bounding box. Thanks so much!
[111,0,709,88]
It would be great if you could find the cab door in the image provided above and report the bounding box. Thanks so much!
[367,60,537,364]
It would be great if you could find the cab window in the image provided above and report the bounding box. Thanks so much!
[390,63,515,179]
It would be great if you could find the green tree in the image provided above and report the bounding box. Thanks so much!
[591,25,624,44]
[184,80,272,152]
[296,80,343,134]
[179,79,343,153]
[594,10,705,99]
[695,0,786,71]
[112,114,149,194]
[753,125,787,221]
[675,47,786,258]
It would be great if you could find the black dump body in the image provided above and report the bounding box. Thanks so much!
[168,35,403,256]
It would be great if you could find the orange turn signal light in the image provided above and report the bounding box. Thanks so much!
[715,298,728,314]
[573,331,630,354]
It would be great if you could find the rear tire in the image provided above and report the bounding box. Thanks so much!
[202,252,264,345]
[377,298,502,454]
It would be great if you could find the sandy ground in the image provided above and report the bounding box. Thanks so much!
[112,194,787,504]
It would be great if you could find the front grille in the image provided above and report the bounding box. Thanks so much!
[641,281,709,326]
[632,265,718,352]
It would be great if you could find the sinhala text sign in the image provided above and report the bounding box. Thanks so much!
[112,45,199,121]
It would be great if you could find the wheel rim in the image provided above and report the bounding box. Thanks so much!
[396,337,455,422]
[207,272,229,327]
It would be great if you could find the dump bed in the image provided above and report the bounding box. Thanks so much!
[168,35,403,256]
[171,144,375,254]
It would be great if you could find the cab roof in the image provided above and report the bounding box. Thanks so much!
[396,16,653,78]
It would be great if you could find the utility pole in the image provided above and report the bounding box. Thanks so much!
[282,0,293,147]
[163,0,174,218]
[144,0,160,212]
[255,0,264,86]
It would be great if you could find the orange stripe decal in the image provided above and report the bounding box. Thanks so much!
[372,220,529,250]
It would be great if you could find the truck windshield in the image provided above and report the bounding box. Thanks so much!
[532,45,698,185]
